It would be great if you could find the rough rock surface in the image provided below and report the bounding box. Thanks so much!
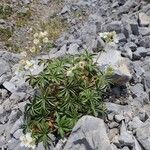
[64,116,112,150]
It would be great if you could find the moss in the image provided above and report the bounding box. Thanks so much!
[0,4,13,19]
[41,16,68,41]
[0,27,13,41]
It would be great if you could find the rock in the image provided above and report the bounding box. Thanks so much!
[136,119,150,150]
[119,121,134,147]
[139,27,150,36]
[124,42,137,52]
[115,114,125,123]
[108,128,119,141]
[13,129,23,139]
[133,47,147,60]
[67,43,79,55]
[122,46,132,59]
[133,137,142,150]
[0,89,8,100]
[107,113,115,121]
[108,122,119,129]
[139,36,150,48]
[64,115,112,150]
[138,12,150,27]
[128,117,144,131]
[122,147,130,150]
[112,135,121,148]
[54,138,67,150]
[3,81,17,93]
[117,33,127,43]
[7,138,20,150]
[130,20,139,36]
[0,58,10,77]
[95,49,131,85]
[103,21,123,33]
[130,83,149,104]
[37,143,46,150]
[60,5,70,14]
[105,102,131,115]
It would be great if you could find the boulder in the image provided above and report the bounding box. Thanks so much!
[64,115,112,150]
[95,49,131,85]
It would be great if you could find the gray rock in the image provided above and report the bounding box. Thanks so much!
[60,5,70,14]
[139,27,150,36]
[3,81,17,93]
[115,114,125,123]
[64,115,112,150]
[128,117,144,131]
[108,122,119,129]
[103,21,123,33]
[119,121,134,147]
[122,147,130,150]
[112,135,121,148]
[130,20,139,36]
[124,42,137,52]
[13,129,23,140]
[37,143,46,150]
[136,119,150,150]
[117,33,127,43]
[138,12,150,27]
[67,43,79,55]
[7,138,20,150]
[133,47,147,60]
[108,128,119,141]
[139,36,150,48]
[133,137,142,150]
[0,58,10,76]
[122,47,132,59]
[95,49,131,85]
[105,102,131,115]
[0,89,8,100]
[107,113,115,121]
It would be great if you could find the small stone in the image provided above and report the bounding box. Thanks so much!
[60,5,70,14]
[67,43,79,54]
[139,12,150,27]
[124,42,137,52]
[13,129,23,139]
[108,122,119,129]
[108,128,119,141]
[130,20,139,35]
[117,33,127,43]
[122,146,130,150]
[115,114,125,122]
[107,113,114,121]
[119,121,134,147]
[112,135,121,148]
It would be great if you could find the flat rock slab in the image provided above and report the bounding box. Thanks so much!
[64,115,112,150]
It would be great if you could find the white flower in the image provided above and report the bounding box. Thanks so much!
[30,46,36,53]
[39,31,48,38]
[33,38,40,45]
[66,70,74,77]
[20,132,36,149]
[43,37,49,43]
[24,60,34,70]
[20,51,27,57]
[78,61,86,69]
[33,33,39,38]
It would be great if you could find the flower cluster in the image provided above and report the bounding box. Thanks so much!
[20,132,36,149]
[99,31,118,43]
[30,31,49,53]
[66,61,86,77]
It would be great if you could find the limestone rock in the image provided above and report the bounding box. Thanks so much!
[64,115,112,150]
